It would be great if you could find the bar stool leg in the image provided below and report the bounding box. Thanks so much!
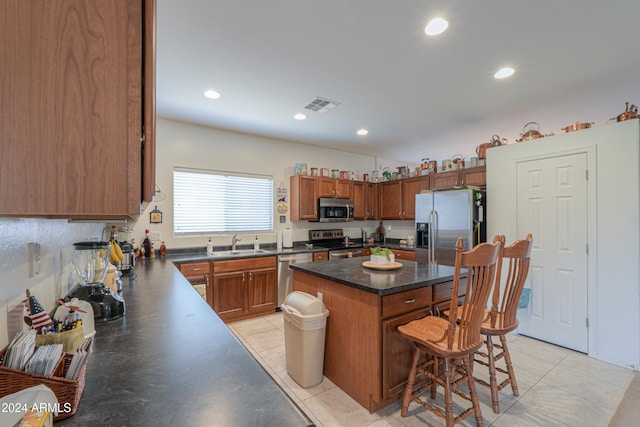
[500,335,519,397]
[486,335,500,413]
[443,358,454,426]
[401,346,421,417]
[464,354,485,427]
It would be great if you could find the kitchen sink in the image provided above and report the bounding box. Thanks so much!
[211,249,271,256]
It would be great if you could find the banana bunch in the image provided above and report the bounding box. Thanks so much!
[110,240,125,265]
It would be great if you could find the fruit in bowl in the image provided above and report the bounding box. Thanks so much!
[370,247,395,265]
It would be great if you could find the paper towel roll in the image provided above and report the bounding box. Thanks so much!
[276,230,283,250]
[283,228,293,248]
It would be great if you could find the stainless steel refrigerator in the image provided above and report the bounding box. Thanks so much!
[415,189,486,266]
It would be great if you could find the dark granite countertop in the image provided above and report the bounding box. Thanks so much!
[289,257,459,295]
[57,258,313,427]
[167,241,416,264]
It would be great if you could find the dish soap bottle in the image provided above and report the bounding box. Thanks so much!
[207,238,213,255]
[254,236,260,250]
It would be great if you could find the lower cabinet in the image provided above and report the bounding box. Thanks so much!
[177,262,212,307]
[212,256,277,322]
[382,308,430,401]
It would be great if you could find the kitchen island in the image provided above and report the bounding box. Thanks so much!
[290,258,463,412]
[58,257,313,426]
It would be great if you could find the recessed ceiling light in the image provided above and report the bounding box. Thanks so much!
[494,67,515,79]
[357,129,369,136]
[425,17,448,36]
[294,113,306,120]
[204,89,221,99]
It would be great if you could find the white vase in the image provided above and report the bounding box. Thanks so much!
[371,254,394,265]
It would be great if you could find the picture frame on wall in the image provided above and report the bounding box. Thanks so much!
[150,206,163,224]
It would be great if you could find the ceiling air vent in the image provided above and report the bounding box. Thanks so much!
[305,97,340,114]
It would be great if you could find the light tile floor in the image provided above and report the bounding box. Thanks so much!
[228,313,635,426]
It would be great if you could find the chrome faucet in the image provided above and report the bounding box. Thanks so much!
[231,234,242,251]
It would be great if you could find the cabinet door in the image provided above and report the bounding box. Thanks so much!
[290,175,318,220]
[430,171,460,190]
[352,182,366,220]
[401,177,429,219]
[0,0,155,218]
[382,308,431,402]
[365,183,379,220]
[317,178,336,198]
[335,180,353,199]
[379,181,403,219]
[213,271,246,321]
[461,166,486,187]
[247,267,277,314]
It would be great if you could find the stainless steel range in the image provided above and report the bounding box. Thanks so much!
[309,229,364,260]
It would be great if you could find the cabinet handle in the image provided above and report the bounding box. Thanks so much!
[192,267,201,271]
[404,298,415,304]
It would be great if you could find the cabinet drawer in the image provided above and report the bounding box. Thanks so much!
[391,249,416,261]
[433,278,467,303]
[382,287,432,319]
[214,256,277,273]
[179,262,210,276]
[313,251,329,262]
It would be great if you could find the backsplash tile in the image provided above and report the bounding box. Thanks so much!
[0,218,105,347]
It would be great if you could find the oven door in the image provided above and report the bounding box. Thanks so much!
[329,248,363,260]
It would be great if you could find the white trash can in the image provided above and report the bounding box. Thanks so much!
[281,291,330,388]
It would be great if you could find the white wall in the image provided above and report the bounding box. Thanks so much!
[125,118,416,252]
[487,119,640,370]
[0,219,105,347]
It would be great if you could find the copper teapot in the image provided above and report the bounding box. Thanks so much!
[616,102,638,122]
[476,135,506,159]
[516,122,552,142]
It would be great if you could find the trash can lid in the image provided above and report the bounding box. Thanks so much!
[283,291,326,316]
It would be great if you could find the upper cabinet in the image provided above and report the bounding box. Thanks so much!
[290,175,319,221]
[353,182,379,220]
[318,177,353,199]
[0,0,156,219]
[379,176,429,220]
[430,166,486,190]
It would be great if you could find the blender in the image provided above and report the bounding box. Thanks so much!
[68,241,126,321]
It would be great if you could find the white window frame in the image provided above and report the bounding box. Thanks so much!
[173,167,274,236]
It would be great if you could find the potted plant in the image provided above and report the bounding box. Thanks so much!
[370,247,395,265]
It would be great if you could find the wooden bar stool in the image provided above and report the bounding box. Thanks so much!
[474,233,533,414]
[397,236,501,426]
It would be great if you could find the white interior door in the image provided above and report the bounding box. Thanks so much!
[516,153,588,352]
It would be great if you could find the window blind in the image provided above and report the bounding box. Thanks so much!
[173,168,274,235]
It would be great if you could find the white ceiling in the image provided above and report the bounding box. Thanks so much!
[156,0,640,164]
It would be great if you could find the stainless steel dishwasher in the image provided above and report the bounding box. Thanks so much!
[277,253,313,308]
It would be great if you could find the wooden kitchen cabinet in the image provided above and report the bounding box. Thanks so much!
[430,166,486,190]
[212,256,277,322]
[177,262,212,307]
[318,177,352,199]
[353,182,378,220]
[290,175,318,220]
[390,249,416,261]
[0,0,156,219]
[379,176,429,220]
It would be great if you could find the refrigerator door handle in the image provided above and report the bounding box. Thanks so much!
[432,209,439,264]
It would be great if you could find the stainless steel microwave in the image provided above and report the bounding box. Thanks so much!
[317,198,354,222]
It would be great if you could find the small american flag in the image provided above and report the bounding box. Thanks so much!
[25,289,53,330]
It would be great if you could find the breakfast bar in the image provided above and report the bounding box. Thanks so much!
[290,258,464,412]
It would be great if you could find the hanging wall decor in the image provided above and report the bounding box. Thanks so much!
[150,205,163,224]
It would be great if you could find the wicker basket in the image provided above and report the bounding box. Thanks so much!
[0,347,87,421]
